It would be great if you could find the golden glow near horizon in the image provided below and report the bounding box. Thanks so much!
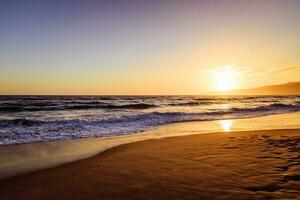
[212,65,239,91]
[219,120,233,132]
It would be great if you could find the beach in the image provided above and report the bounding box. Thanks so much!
[0,113,300,200]
[2,0,300,199]
[0,129,299,200]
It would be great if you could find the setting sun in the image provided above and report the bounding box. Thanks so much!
[212,66,238,91]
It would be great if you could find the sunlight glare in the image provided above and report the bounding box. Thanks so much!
[219,120,233,132]
[212,66,238,91]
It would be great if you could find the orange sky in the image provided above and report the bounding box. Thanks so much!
[1,0,300,95]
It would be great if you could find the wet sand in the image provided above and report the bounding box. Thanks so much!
[0,129,299,200]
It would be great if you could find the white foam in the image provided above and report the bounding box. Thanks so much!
[1,102,300,145]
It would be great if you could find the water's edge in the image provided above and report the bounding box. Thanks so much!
[1,95,300,145]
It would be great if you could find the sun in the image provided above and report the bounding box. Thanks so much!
[212,66,238,91]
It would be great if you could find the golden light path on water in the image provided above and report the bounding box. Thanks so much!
[219,120,234,132]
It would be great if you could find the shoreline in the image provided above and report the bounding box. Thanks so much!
[1,112,300,180]
[1,128,299,199]
[1,110,299,147]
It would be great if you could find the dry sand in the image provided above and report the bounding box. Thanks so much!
[0,129,299,200]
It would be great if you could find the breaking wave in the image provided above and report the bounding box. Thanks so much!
[0,95,300,145]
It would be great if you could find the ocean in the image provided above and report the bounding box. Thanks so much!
[0,95,300,145]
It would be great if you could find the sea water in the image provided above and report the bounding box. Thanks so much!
[1,95,300,145]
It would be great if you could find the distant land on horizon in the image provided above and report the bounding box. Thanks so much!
[232,82,300,95]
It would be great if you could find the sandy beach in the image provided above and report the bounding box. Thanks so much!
[0,128,299,200]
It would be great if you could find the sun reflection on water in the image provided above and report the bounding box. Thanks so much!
[219,120,233,132]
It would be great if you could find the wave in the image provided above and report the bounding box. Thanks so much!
[65,103,157,110]
[167,101,212,106]
[102,103,157,109]
[1,96,300,145]
[0,103,157,112]
[230,103,300,113]
[0,118,44,127]
[2,102,299,128]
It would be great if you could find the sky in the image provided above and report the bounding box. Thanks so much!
[1,0,300,95]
